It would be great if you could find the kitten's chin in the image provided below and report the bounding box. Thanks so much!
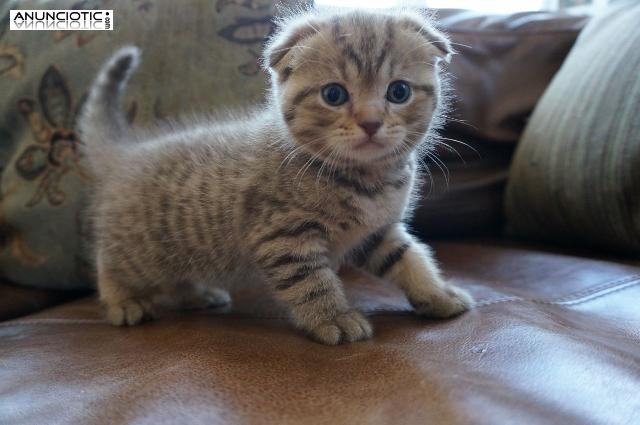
[353,138,386,151]
[342,150,398,165]
[340,137,411,165]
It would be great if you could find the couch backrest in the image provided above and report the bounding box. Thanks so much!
[0,3,588,290]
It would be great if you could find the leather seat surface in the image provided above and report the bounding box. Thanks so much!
[1,242,638,425]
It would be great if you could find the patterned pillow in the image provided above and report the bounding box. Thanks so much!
[504,1,640,256]
[0,0,279,289]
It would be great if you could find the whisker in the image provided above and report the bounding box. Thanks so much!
[269,44,322,55]
[431,140,466,165]
[425,151,450,187]
[328,147,341,186]
[435,136,481,159]
[436,40,474,50]
[296,143,332,186]
[295,58,338,68]
[403,139,435,197]
[315,146,337,187]
[396,38,443,66]
[404,61,436,68]
[278,134,332,171]
[442,116,477,130]
[404,130,481,160]
[306,21,329,45]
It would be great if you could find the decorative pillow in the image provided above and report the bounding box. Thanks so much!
[504,1,640,255]
[0,0,279,289]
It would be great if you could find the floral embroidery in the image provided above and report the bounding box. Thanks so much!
[14,66,89,207]
[218,16,274,44]
[0,44,25,79]
[0,11,25,79]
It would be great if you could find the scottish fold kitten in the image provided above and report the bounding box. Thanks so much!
[78,8,472,345]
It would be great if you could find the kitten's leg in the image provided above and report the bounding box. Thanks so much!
[181,287,231,310]
[360,224,472,317]
[101,274,230,323]
[159,283,231,311]
[97,251,159,326]
[252,225,372,345]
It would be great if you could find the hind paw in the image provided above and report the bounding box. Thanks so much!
[182,287,231,310]
[106,299,155,326]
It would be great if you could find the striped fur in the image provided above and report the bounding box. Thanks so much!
[79,8,472,345]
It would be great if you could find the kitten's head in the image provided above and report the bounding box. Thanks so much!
[264,8,451,167]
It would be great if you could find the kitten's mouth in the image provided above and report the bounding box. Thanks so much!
[353,137,385,150]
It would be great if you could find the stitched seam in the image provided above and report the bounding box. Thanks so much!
[473,296,524,308]
[472,276,640,308]
[535,279,640,306]
[544,274,640,302]
[3,277,639,326]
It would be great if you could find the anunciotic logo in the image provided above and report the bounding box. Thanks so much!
[9,10,113,30]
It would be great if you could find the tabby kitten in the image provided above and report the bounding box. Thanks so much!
[78,8,472,345]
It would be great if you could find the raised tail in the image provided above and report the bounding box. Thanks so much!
[77,46,140,177]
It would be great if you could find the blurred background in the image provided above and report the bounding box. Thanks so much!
[317,0,611,13]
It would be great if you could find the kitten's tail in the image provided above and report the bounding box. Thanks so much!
[77,46,140,177]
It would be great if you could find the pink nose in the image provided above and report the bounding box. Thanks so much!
[358,121,382,137]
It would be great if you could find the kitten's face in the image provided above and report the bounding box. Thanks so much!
[266,10,450,167]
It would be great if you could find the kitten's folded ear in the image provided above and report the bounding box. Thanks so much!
[399,13,453,63]
[263,16,319,72]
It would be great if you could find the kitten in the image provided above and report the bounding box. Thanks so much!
[78,8,473,345]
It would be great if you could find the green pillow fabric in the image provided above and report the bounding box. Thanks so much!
[505,1,640,255]
[0,0,278,289]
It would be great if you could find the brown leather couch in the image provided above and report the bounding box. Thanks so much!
[2,10,639,425]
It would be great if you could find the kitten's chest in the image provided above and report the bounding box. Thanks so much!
[331,178,412,256]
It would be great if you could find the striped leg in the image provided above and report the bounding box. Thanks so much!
[97,250,159,326]
[359,223,472,318]
[252,222,372,345]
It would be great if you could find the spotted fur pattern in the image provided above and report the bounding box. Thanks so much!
[78,8,472,345]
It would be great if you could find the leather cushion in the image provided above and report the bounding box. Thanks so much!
[1,241,638,424]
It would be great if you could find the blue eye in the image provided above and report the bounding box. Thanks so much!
[321,83,349,106]
[386,81,411,104]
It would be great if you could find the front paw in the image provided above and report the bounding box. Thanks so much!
[308,309,373,345]
[409,284,473,319]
